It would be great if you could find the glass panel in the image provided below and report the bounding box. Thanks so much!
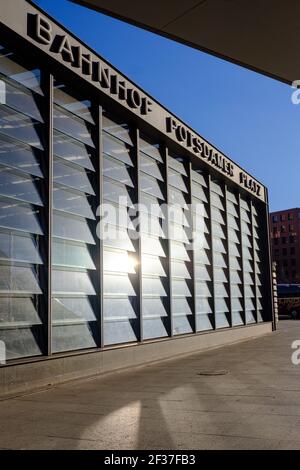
[141,254,166,276]
[0,297,40,326]
[53,186,95,219]
[143,298,168,317]
[140,193,165,219]
[211,192,224,210]
[103,133,133,166]
[196,297,212,313]
[0,194,42,235]
[103,155,134,187]
[52,323,98,353]
[53,297,97,323]
[53,159,94,195]
[104,320,138,346]
[143,277,167,296]
[103,226,136,252]
[169,223,190,243]
[0,106,43,149]
[0,135,43,177]
[0,231,42,264]
[0,327,43,360]
[170,241,190,262]
[227,200,239,217]
[0,46,42,94]
[140,213,164,237]
[171,260,191,279]
[140,153,163,181]
[211,181,224,196]
[53,240,95,270]
[140,174,164,200]
[0,265,41,294]
[197,314,214,331]
[173,315,193,335]
[169,157,187,176]
[103,114,133,145]
[53,131,94,170]
[54,82,94,123]
[211,207,225,225]
[168,169,188,193]
[139,137,162,162]
[169,187,188,208]
[172,298,192,315]
[169,205,190,227]
[192,183,208,203]
[103,297,137,320]
[141,235,165,257]
[143,317,168,340]
[214,268,227,282]
[103,274,136,296]
[104,249,136,274]
[195,282,211,297]
[1,78,43,122]
[192,171,207,186]
[195,264,211,281]
[103,179,134,208]
[214,252,227,268]
[215,313,230,328]
[52,269,96,295]
[172,279,191,296]
[0,167,42,205]
[53,211,95,244]
[53,105,95,147]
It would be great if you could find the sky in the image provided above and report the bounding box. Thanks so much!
[33,0,300,212]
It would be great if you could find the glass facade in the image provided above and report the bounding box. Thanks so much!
[52,81,99,353]
[0,45,45,360]
[0,39,272,363]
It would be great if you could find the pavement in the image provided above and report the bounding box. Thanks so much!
[1,320,300,450]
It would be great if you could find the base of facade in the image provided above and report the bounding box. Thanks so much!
[0,323,272,399]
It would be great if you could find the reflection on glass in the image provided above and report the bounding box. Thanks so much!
[52,80,99,353]
[169,155,193,336]
[102,115,139,346]
[0,46,42,95]
[241,197,256,324]
[0,107,43,149]
[0,135,43,177]
[0,47,44,360]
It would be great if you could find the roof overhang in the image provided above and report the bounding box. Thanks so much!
[70,0,298,85]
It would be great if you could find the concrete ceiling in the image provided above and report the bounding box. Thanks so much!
[70,0,299,85]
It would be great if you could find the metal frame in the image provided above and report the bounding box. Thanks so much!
[224,184,233,328]
[238,193,247,325]
[96,105,104,348]
[40,71,54,356]
[207,174,217,330]
[135,128,143,342]
[162,145,173,337]
[250,199,258,323]
[187,161,197,334]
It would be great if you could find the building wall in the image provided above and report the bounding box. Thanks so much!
[270,208,300,283]
[0,36,273,367]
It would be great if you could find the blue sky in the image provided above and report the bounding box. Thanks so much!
[34,0,299,211]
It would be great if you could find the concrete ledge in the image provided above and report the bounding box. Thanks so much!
[0,322,272,399]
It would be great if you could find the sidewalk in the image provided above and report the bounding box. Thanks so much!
[0,320,300,450]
